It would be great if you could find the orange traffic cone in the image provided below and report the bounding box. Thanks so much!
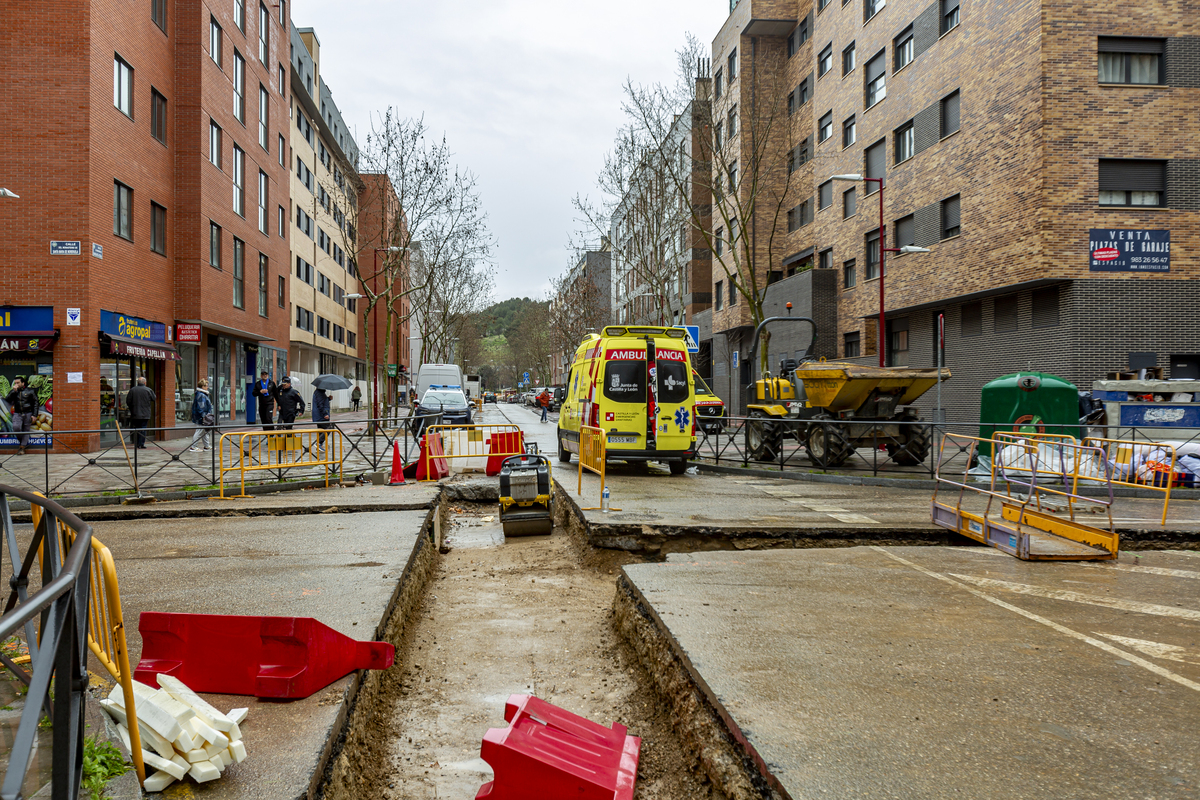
[388,440,406,485]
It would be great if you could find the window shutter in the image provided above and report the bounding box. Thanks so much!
[941,91,960,135]
[866,140,886,185]
[865,51,886,84]
[943,0,960,11]
[1098,159,1166,191]
[1098,37,1164,54]
[896,215,915,247]
[1031,286,1060,328]
[942,195,961,230]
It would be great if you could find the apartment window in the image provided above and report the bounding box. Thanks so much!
[787,17,810,56]
[257,171,269,233]
[317,272,331,297]
[728,49,737,80]
[346,296,356,312]
[317,316,331,338]
[232,146,245,215]
[818,44,833,77]
[714,228,724,256]
[296,207,312,237]
[233,52,245,123]
[787,199,813,232]
[843,42,856,75]
[278,134,286,167]
[210,18,222,66]
[150,202,166,254]
[295,255,313,284]
[844,332,861,357]
[797,75,811,105]
[278,204,286,237]
[347,332,356,349]
[258,86,269,149]
[297,113,313,147]
[232,238,245,309]
[151,89,167,144]
[865,139,886,189]
[889,323,909,358]
[865,0,885,22]
[297,157,313,192]
[296,307,313,332]
[729,280,737,306]
[114,55,134,117]
[152,0,167,31]
[278,275,285,308]
[819,249,833,271]
[713,124,723,153]
[895,26,914,70]
[788,89,796,116]
[1098,38,1164,84]
[209,121,222,167]
[278,0,286,24]
[113,181,133,240]
[258,254,269,316]
[843,115,856,148]
[941,91,960,137]
[819,0,831,10]
[714,69,723,100]
[994,295,1018,332]
[895,214,915,248]
[895,122,914,162]
[234,0,245,31]
[278,64,286,94]
[727,106,737,138]
[728,161,737,191]
[788,138,811,172]
[333,324,344,345]
[258,4,269,63]
[209,222,221,269]
[865,50,887,106]
[818,111,833,142]
[1032,286,1060,328]
[818,179,833,209]
[941,194,961,238]
[843,188,856,219]
[1099,159,1165,206]
[865,229,881,279]
[941,0,960,34]
[843,259,857,289]
[961,301,982,337]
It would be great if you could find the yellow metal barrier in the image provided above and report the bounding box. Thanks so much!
[1080,437,1176,525]
[217,428,343,498]
[577,426,620,511]
[32,499,146,784]
[419,424,524,481]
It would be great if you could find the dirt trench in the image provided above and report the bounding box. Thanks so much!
[320,495,722,800]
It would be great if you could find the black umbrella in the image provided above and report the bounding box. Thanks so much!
[312,374,352,391]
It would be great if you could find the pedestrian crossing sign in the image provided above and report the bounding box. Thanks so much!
[673,326,701,354]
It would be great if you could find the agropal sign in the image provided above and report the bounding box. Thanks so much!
[1089,229,1169,272]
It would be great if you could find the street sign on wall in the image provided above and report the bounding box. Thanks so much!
[1089,229,1169,272]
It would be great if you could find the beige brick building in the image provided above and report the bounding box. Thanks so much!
[707,0,1200,420]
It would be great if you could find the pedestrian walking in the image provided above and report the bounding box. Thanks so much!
[189,379,216,451]
[276,377,305,430]
[255,371,278,430]
[537,388,551,423]
[4,377,39,455]
[125,376,156,449]
[312,387,332,448]
[351,385,361,412]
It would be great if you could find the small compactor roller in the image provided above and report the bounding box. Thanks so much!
[498,454,554,535]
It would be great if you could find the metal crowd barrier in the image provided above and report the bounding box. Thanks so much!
[576,426,616,511]
[417,424,524,481]
[0,485,94,799]
[1081,437,1176,524]
[217,428,344,498]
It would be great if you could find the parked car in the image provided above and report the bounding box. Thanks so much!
[549,386,567,411]
[693,371,726,433]
[524,387,545,407]
[411,388,472,436]
[484,392,497,403]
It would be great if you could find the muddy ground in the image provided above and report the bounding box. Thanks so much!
[329,501,721,800]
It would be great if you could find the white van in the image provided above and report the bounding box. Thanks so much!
[416,364,465,399]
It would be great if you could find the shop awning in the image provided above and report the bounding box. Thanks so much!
[102,334,181,361]
[0,331,59,353]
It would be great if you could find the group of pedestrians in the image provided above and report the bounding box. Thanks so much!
[4,376,41,455]
[189,372,332,452]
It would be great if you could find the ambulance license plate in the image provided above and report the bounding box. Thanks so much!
[607,435,637,444]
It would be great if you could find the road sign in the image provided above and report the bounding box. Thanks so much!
[732,350,739,370]
[679,325,700,354]
[50,241,81,256]
[522,371,530,380]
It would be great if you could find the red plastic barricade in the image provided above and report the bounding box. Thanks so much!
[485,431,526,476]
[476,694,640,800]
[134,612,394,699]
[413,431,450,481]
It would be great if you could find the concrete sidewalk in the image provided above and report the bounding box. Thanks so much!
[619,547,1200,799]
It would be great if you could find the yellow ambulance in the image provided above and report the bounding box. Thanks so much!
[556,326,697,475]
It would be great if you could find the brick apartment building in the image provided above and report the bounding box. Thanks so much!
[0,0,293,449]
[548,246,613,386]
[705,0,1200,420]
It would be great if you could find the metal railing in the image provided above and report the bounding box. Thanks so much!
[0,486,94,800]
[217,428,345,499]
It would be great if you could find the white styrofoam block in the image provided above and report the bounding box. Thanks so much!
[209,751,226,770]
[148,689,196,724]
[156,674,235,732]
[229,740,247,764]
[170,753,191,773]
[143,771,177,792]
[104,687,183,743]
[226,722,242,742]
[188,760,221,783]
[227,707,249,725]
[141,749,188,781]
[189,715,229,748]
[184,748,209,764]
[99,701,175,760]
[202,740,224,759]
[174,728,196,753]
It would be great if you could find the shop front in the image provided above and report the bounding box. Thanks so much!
[175,321,286,426]
[0,306,57,448]
[98,310,180,445]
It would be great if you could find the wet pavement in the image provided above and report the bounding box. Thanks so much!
[622,546,1200,799]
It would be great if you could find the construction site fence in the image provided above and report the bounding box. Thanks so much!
[576,426,610,510]
[417,424,525,481]
[217,428,345,498]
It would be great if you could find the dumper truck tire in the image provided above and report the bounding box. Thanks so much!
[887,424,931,466]
[746,411,782,462]
[668,460,688,476]
[806,418,853,468]
[557,432,572,464]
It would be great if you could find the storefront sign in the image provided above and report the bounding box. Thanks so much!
[66,308,81,326]
[106,338,181,361]
[0,307,54,333]
[50,241,81,256]
[1089,229,1170,272]
[100,310,167,342]
[176,323,202,343]
[0,338,55,353]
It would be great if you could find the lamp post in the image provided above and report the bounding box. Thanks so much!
[0,189,19,199]
[831,174,929,367]
[364,246,406,419]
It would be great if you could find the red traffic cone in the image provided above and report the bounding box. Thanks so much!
[388,440,406,485]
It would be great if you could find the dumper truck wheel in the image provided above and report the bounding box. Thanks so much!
[887,424,931,466]
[746,411,782,462]
[557,432,572,464]
[806,419,853,468]
[668,460,688,476]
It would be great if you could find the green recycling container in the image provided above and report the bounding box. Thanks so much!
[978,372,1080,455]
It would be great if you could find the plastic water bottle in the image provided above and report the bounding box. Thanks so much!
[601,486,611,513]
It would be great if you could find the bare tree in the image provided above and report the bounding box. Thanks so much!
[509,303,553,387]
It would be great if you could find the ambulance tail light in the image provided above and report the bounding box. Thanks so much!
[691,405,697,437]
[590,402,601,428]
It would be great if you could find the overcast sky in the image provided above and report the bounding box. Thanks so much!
[291,0,729,304]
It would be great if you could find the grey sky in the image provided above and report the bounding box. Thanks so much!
[291,0,728,303]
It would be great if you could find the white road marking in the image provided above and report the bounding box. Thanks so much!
[1094,634,1200,666]
[787,502,849,512]
[828,513,881,524]
[872,548,1200,693]
[947,574,1200,622]
[1080,563,1200,580]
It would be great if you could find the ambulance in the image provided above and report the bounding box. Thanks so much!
[556,326,697,475]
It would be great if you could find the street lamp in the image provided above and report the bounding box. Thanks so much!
[365,246,406,419]
[831,174,930,367]
[0,189,19,199]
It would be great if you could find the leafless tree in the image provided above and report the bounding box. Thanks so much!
[509,303,553,387]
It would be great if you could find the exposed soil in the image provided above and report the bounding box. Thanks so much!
[326,500,720,800]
